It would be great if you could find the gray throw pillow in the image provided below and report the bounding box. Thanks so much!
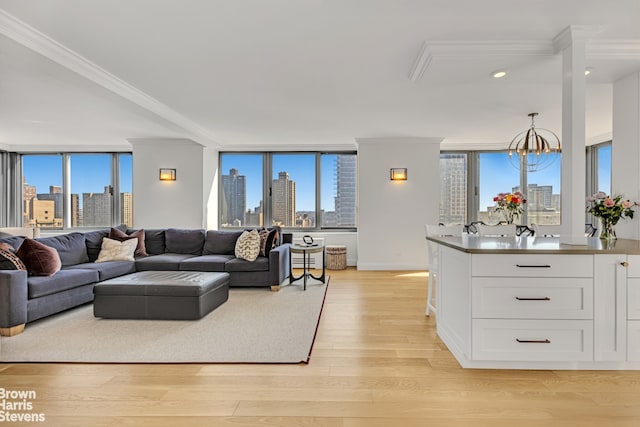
[165,228,205,255]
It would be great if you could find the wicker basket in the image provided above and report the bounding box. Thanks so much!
[325,245,347,270]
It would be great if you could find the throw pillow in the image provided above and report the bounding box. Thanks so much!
[95,237,138,263]
[258,228,280,257]
[16,238,61,277]
[0,247,27,271]
[235,229,261,262]
[109,227,148,257]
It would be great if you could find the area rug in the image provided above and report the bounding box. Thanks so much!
[0,279,328,364]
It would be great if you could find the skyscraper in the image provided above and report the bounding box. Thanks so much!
[221,168,246,226]
[83,186,112,226]
[71,194,80,227]
[121,192,133,227]
[272,171,296,227]
[334,154,357,226]
[23,179,36,225]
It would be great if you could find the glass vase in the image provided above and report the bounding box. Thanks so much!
[599,218,617,241]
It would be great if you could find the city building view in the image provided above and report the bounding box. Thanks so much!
[220,153,357,228]
[22,178,134,228]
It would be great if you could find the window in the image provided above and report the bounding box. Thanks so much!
[22,153,133,229]
[71,154,112,227]
[440,150,562,226]
[219,152,357,230]
[321,153,357,227]
[272,153,316,227]
[477,152,520,224]
[22,155,63,229]
[526,153,561,226]
[596,143,612,195]
[220,154,263,227]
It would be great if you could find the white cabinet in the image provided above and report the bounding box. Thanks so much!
[433,236,640,369]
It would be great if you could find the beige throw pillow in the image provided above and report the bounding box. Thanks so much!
[235,229,261,262]
[95,237,138,263]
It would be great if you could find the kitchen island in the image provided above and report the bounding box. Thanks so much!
[427,235,640,370]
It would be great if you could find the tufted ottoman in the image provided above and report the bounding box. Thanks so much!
[93,271,229,320]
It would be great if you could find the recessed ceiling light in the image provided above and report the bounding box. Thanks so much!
[492,69,508,79]
[585,67,594,76]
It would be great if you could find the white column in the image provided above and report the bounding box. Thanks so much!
[554,26,596,245]
[612,72,640,240]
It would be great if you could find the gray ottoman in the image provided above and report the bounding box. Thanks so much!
[93,271,229,320]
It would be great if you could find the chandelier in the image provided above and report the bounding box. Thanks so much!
[508,113,561,172]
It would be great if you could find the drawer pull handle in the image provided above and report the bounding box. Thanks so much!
[515,297,551,301]
[516,339,551,344]
[621,262,629,267]
[515,264,551,268]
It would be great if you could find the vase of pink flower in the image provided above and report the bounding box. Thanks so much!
[586,192,637,240]
[493,191,527,224]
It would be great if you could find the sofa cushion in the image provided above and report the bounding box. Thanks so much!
[135,253,198,271]
[165,229,205,255]
[28,269,99,299]
[0,247,27,271]
[235,229,261,262]
[96,237,138,262]
[179,254,235,272]
[17,238,62,277]
[0,236,25,252]
[109,228,148,257]
[258,228,280,257]
[203,230,243,255]
[66,261,136,281]
[137,229,165,255]
[36,232,89,266]
[83,229,109,262]
[225,256,270,272]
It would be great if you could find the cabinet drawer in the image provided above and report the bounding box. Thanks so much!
[472,319,593,361]
[472,278,593,319]
[628,321,640,362]
[472,254,592,278]
[629,278,640,320]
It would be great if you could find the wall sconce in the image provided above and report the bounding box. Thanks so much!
[159,168,176,181]
[390,168,407,181]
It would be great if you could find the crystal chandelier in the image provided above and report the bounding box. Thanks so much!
[508,113,561,172]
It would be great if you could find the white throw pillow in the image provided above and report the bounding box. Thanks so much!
[235,229,261,262]
[95,237,138,263]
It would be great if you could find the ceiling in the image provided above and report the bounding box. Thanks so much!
[1,0,640,152]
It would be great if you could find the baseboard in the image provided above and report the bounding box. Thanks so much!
[356,262,426,270]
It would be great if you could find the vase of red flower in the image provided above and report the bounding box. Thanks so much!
[493,192,527,224]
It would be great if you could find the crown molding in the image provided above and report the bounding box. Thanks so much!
[219,143,358,152]
[6,143,133,153]
[586,132,612,146]
[408,42,432,83]
[587,40,640,60]
[0,9,221,148]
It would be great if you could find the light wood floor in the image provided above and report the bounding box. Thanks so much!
[2,268,640,426]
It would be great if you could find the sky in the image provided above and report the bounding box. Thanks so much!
[22,154,133,200]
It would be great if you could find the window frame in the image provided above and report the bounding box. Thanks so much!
[219,151,358,232]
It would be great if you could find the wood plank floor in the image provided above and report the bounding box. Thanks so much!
[2,268,640,426]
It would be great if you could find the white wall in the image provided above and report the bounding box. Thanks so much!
[612,72,640,240]
[356,138,442,270]
[130,138,206,228]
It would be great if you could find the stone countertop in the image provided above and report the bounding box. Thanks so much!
[426,235,640,255]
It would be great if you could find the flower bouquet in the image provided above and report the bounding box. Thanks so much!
[493,191,527,224]
[586,192,637,240]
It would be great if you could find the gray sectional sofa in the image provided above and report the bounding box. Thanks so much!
[0,227,290,336]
